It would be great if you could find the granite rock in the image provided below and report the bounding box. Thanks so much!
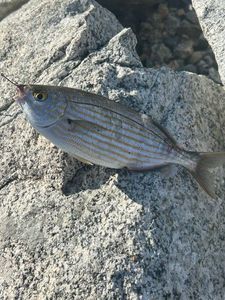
[192,0,225,85]
[1,0,225,299]
[0,0,29,21]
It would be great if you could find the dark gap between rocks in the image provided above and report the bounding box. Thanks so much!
[97,0,221,84]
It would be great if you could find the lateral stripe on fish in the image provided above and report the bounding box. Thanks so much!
[52,122,167,164]
[68,103,169,145]
[53,116,170,161]
[50,123,130,163]
[69,101,172,145]
[74,121,170,160]
[67,105,167,152]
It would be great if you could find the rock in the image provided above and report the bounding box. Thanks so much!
[197,59,209,75]
[177,8,185,17]
[151,43,173,64]
[174,39,194,59]
[208,67,222,84]
[168,58,184,69]
[189,50,205,64]
[178,19,201,39]
[204,54,214,68]
[0,0,29,21]
[158,3,169,19]
[1,0,225,299]
[192,0,225,85]
[164,35,179,49]
[180,64,197,73]
[165,14,180,35]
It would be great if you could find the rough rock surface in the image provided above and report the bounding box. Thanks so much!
[192,0,225,85]
[1,0,225,299]
[0,0,29,21]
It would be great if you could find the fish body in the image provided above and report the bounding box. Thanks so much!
[3,79,225,198]
[21,86,194,171]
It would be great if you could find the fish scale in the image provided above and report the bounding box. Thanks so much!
[39,118,165,169]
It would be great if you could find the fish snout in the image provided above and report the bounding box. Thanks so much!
[16,85,26,104]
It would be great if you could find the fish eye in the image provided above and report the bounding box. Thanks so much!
[32,91,48,101]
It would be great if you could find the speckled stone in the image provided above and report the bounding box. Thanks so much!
[0,0,28,21]
[192,0,225,85]
[0,0,225,299]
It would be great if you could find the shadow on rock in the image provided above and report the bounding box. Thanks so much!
[61,157,162,198]
[62,161,225,298]
[115,168,225,298]
[62,163,117,195]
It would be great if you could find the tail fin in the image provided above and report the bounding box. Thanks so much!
[190,152,225,198]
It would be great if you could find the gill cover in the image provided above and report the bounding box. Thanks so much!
[21,85,68,128]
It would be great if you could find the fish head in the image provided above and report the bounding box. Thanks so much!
[16,84,68,128]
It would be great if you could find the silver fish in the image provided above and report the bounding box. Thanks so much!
[2,73,225,197]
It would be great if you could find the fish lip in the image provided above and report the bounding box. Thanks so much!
[15,85,26,104]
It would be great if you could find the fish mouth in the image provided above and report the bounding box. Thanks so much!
[15,85,26,104]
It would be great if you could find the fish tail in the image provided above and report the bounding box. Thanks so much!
[187,152,225,198]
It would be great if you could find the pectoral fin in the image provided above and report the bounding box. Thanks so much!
[67,118,106,133]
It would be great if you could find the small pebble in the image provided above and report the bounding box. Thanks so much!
[158,3,169,19]
[174,40,194,59]
[178,19,201,39]
[204,55,214,68]
[197,60,209,75]
[151,43,173,63]
[189,51,205,64]
[177,8,185,17]
[168,59,184,69]
[165,15,180,35]
[164,36,179,49]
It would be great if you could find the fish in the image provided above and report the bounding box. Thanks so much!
[2,73,225,198]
